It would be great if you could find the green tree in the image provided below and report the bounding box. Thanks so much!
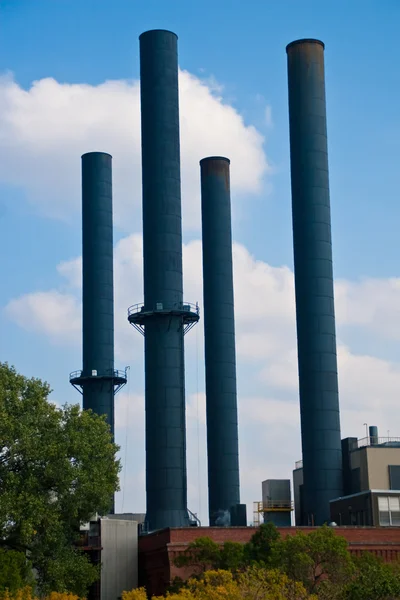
[237,565,316,600]
[274,526,353,596]
[345,553,400,600]
[0,363,120,596]
[174,537,221,573]
[151,568,316,599]
[243,522,280,565]
[185,570,241,599]
[0,549,34,592]
[218,541,245,572]
[174,538,246,575]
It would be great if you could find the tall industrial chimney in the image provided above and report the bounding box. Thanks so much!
[286,39,343,524]
[200,157,241,526]
[128,30,199,531]
[70,152,127,512]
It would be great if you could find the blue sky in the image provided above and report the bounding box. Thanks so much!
[2,0,399,274]
[1,0,400,522]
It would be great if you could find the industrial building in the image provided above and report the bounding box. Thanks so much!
[253,480,293,527]
[293,426,400,526]
[65,26,400,599]
[81,516,138,600]
[332,427,400,526]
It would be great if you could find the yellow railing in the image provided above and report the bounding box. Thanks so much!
[254,500,294,513]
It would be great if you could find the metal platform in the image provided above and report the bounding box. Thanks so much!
[128,302,200,335]
[69,369,128,395]
[253,500,294,526]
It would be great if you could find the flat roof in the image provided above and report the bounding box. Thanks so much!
[330,489,400,503]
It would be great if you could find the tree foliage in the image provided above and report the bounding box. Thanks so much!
[218,541,245,572]
[244,522,281,566]
[121,589,147,600]
[172,525,400,599]
[180,570,243,599]
[158,523,400,599]
[174,538,222,573]
[236,566,315,599]
[345,553,400,600]
[124,569,315,599]
[274,526,354,596]
[0,587,80,600]
[0,550,34,592]
[0,363,121,596]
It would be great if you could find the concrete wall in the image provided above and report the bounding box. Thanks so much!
[100,519,138,600]
[365,447,400,489]
[349,448,369,491]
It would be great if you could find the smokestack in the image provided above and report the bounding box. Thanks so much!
[200,157,241,526]
[286,39,343,524]
[70,152,127,513]
[128,30,199,531]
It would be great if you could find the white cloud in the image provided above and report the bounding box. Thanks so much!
[265,105,273,128]
[0,72,268,231]
[114,389,146,514]
[336,277,400,340]
[5,290,80,345]
[5,235,400,523]
[57,257,82,290]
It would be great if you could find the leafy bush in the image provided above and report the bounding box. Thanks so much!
[0,588,80,600]
[121,589,148,600]
[123,568,316,599]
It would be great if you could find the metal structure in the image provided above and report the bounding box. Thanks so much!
[200,157,241,526]
[261,479,292,526]
[286,39,343,525]
[70,152,127,512]
[128,30,199,531]
[255,500,294,512]
[70,152,127,430]
[253,502,262,527]
[369,425,379,446]
[253,500,294,526]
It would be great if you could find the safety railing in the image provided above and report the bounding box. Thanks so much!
[128,301,199,317]
[113,369,128,380]
[254,500,294,513]
[351,436,400,450]
[69,369,127,381]
[69,370,82,380]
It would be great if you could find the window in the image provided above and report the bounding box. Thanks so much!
[378,496,400,526]
[390,497,400,525]
[351,468,361,494]
[389,465,400,490]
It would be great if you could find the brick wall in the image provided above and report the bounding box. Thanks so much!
[139,526,400,597]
